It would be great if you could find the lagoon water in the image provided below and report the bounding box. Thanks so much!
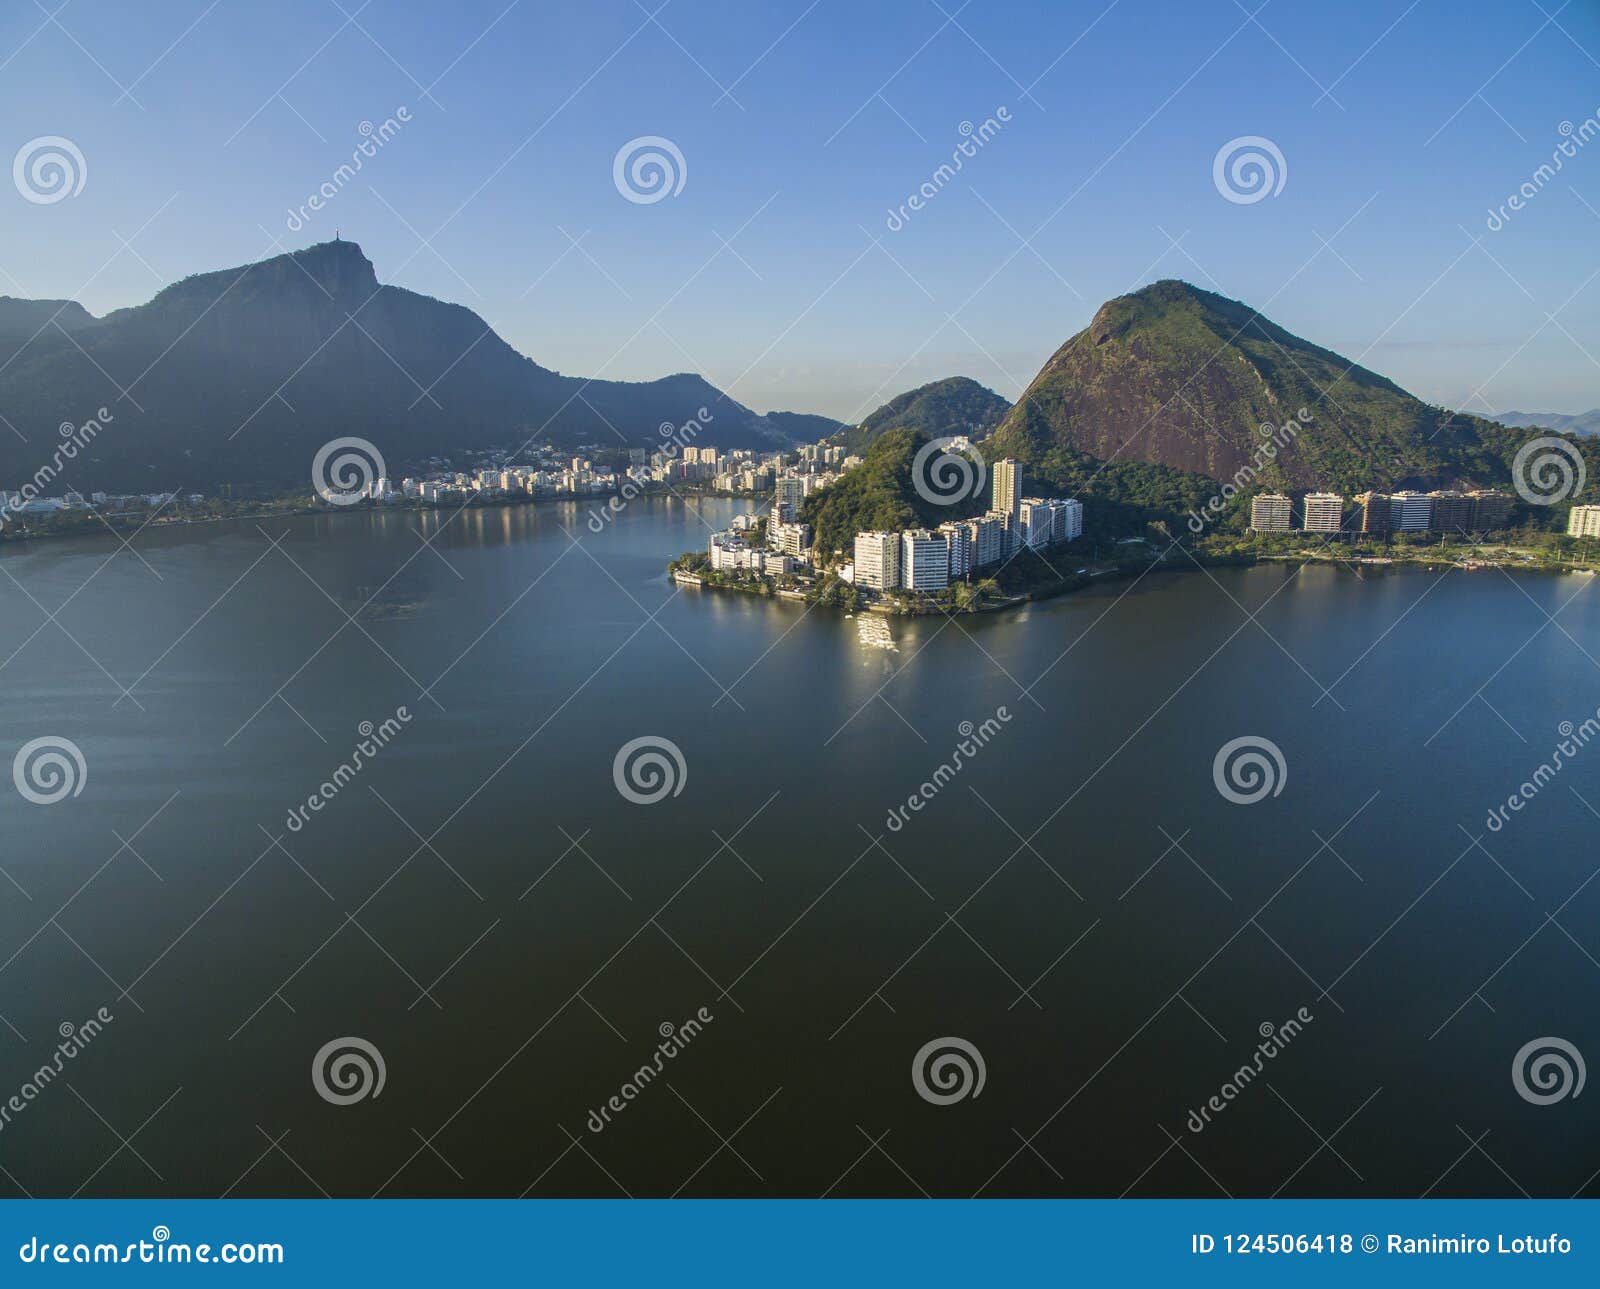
[1,497,1596,1197]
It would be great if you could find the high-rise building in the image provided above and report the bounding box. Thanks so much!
[1428,490,1473,533]
[900,530,950,592]
[1047,498,1084,542]
[1357,492,1391,534]
[965,515,1005,568]
[1018,499,1053,549]
[775,476,806,511]
[1251,493,1292,531]
[1390,491,1432,531]
[853,531,901,590]
[992,458,1021,521]
[769,521,811,558]
[1468,490,1511,530]
[939,521,973,578]
[1301,492,1344,533]
[1568,505,1600,538]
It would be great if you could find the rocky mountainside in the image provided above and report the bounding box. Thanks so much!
[988,280,1571,496]
[0,240,817,491]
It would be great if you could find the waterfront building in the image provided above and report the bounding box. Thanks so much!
[1251,493,1292,531]
[939,521,973,578]
[1356,491,1391,533]
[854,531,901,590]
[985,508,1017,560]
[1568,505,1600,538]
[993,458,1021,520]
[1050,498,1084,542]
[775,476,806,511]
[1390,491,1432,531]
[1428,490,1473,533]
[769,520,812,558]
[900,529,951,592]
[1018,499,1053,549]
[1301,492,1344,533]
[1467,490,1511,530]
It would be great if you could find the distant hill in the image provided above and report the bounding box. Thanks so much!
[764,409,845,441]
[802,427,987,560]
[0,241,823,492]
[1496,409,1600,437]
[989,280,1594,501]
[835,376,1011,455]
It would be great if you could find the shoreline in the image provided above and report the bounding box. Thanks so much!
[669,542,1600,618]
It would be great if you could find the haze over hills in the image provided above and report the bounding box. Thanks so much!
[0,240,838,491]
[1494,409,1600,437]
[832,376,1012,455]
[988,280,1586,499]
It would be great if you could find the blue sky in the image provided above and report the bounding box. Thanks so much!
[2,0,1598,420]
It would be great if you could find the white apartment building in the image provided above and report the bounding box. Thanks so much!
[1569,505,1600,538]
[1389,491,1432,531]
[939,521,973,578]
[1251,493,1293,531]
[854,531,901,590]
[900,530,950,592]
[774,476,806,511]
[769,520,812,558]
[993,458,1021,520]
[1018,499,1054,550]
[968,514,1005,568]
[1050,498,1084,542]
[1301,492,1344,532]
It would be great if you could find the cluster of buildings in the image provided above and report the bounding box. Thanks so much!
[703,454,1086,596]
[0,489,187,518]
[1249,488,1513,535]
[370,440,861,507]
